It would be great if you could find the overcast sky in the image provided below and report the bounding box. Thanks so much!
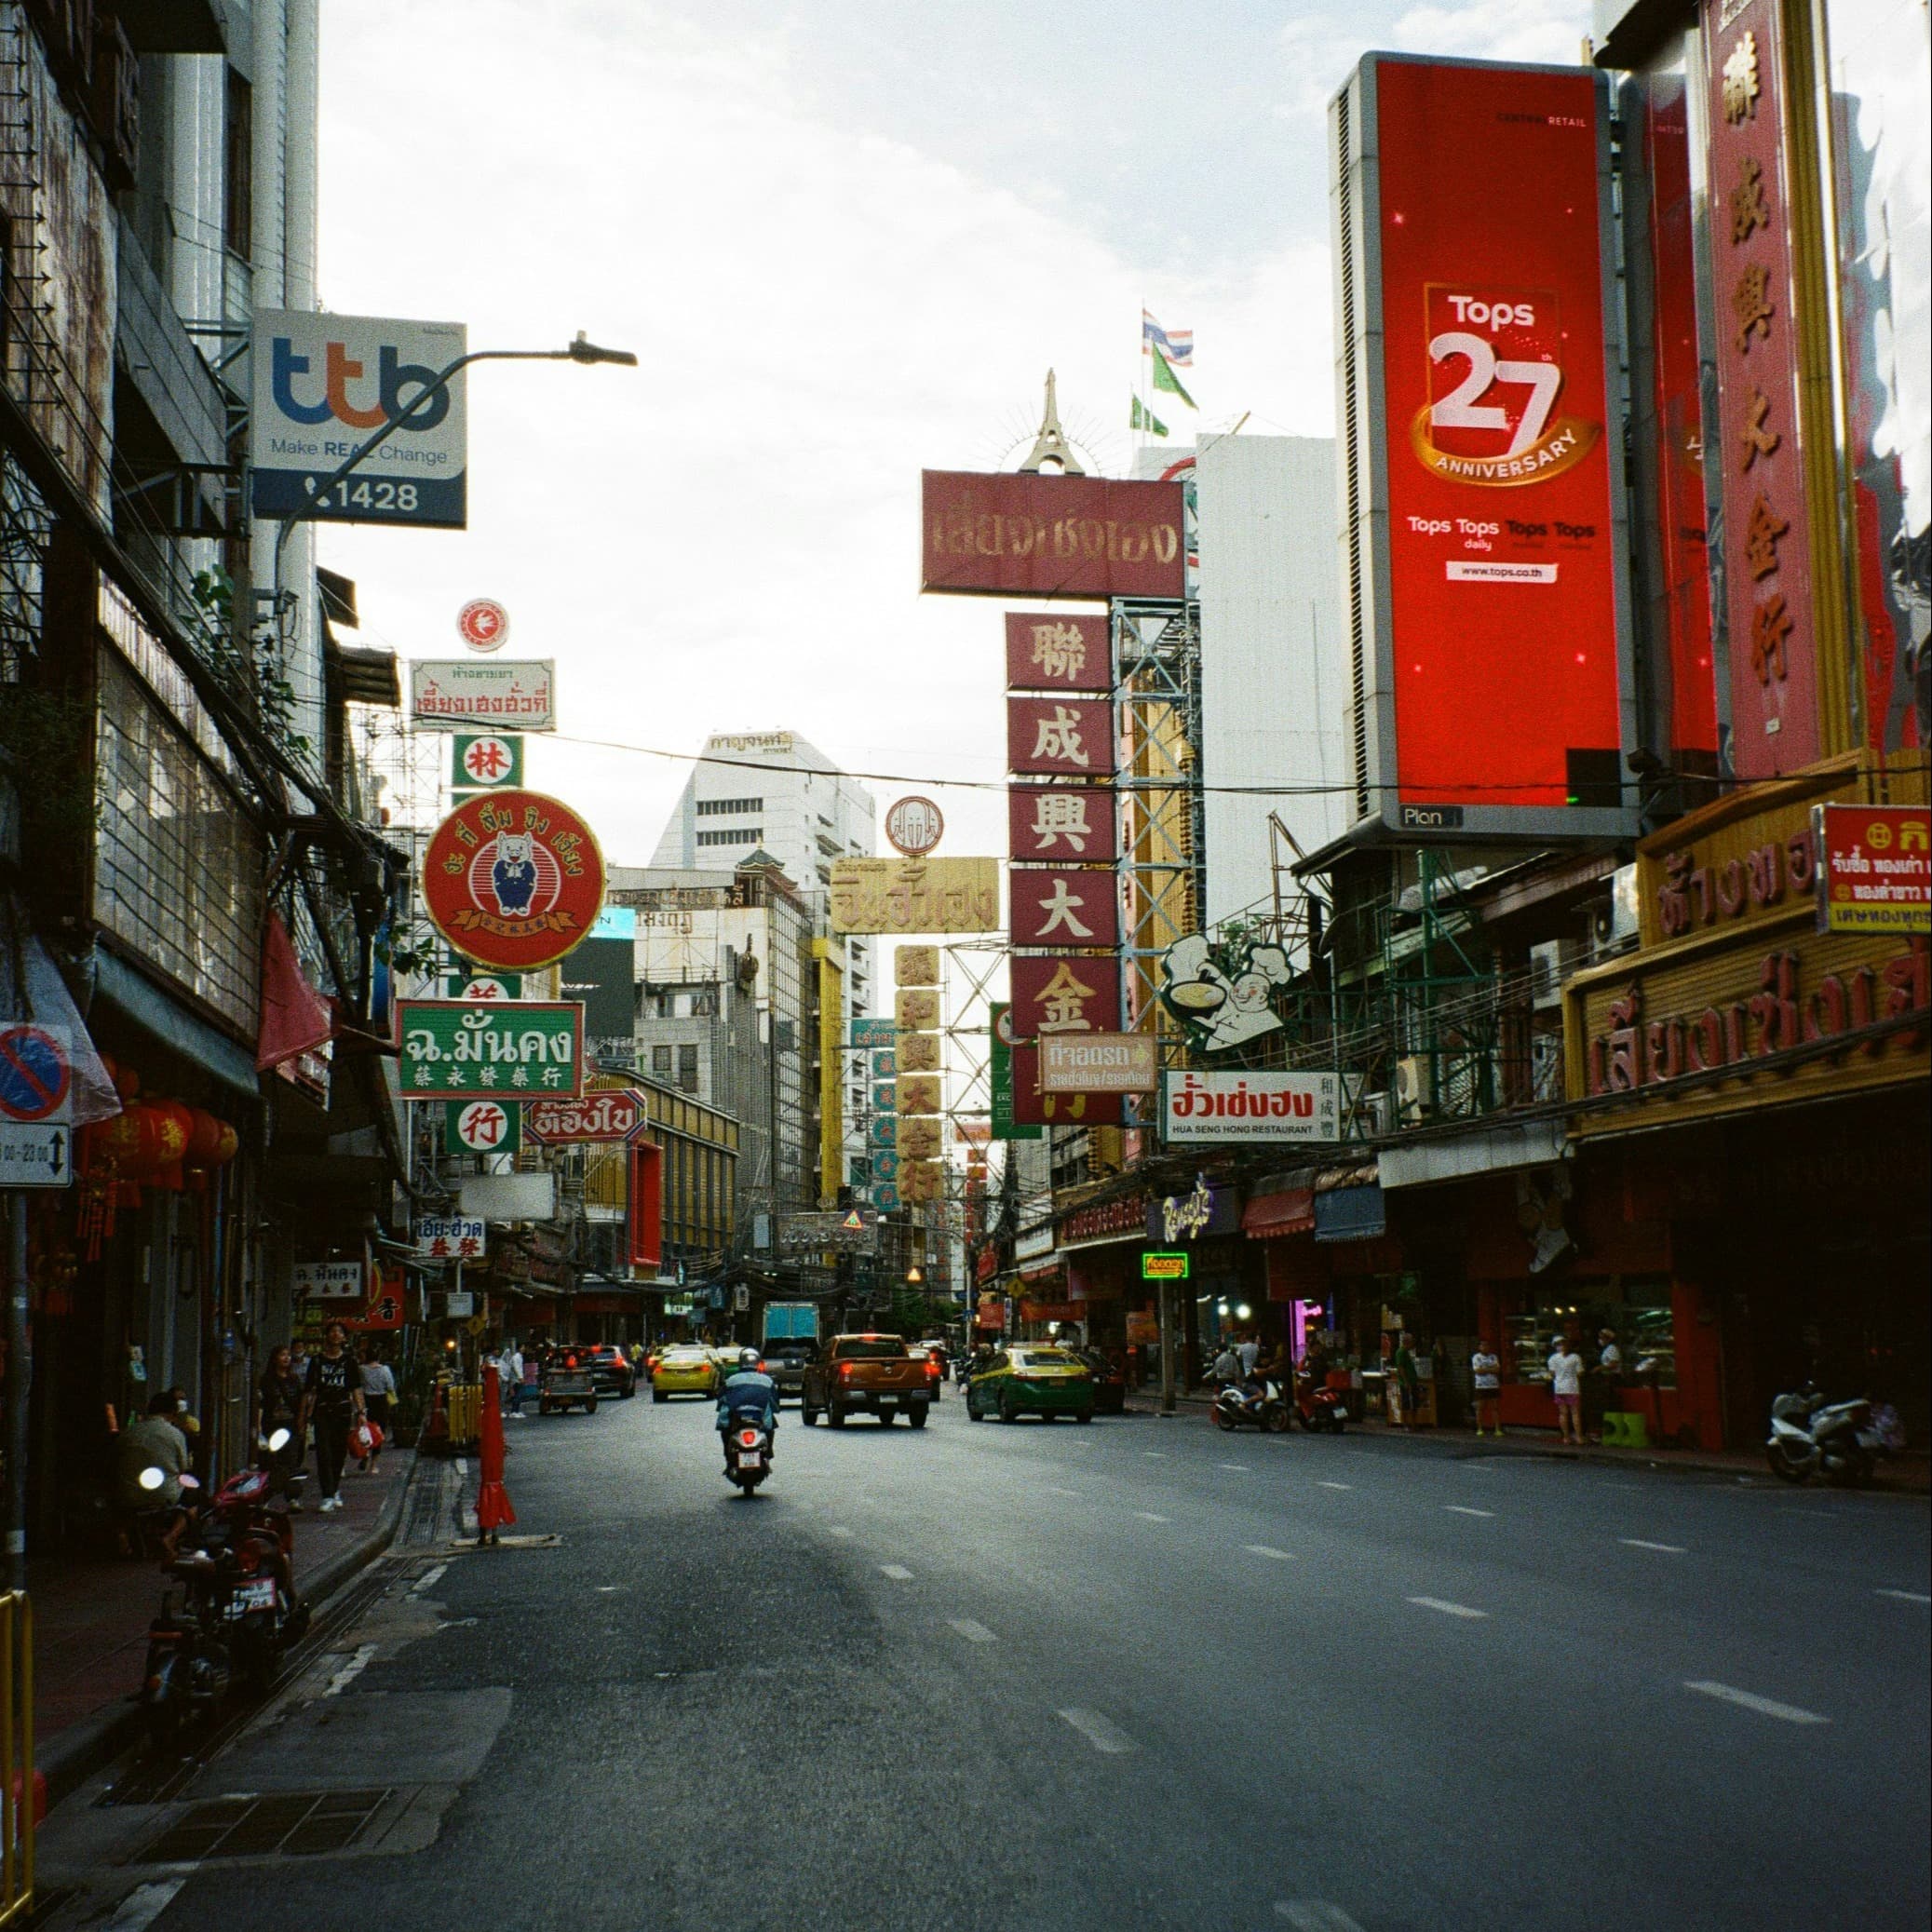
[317,0,1587,865]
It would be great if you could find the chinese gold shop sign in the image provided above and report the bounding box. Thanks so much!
[1568,918,1926,1136]
[828,858,999,935]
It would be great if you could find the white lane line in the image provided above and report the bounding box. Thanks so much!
[596,1585,628,1594]
[949,1617,997,1643]
[1318,1481,1353,1491]
[1133,1510,1170,1522]
[1243,1545,1294,1561]
[1049,1486,1085,1497]
[324,1643,378,1696]
[1276,1905,1367,1932]
[1876,1587,1932,1604]
[1444,1505,1495,1519]
[1142,1452,1169,1460]
[1684,1680,1829,1724]
[880,1563,913,1581]
[1058,1707,1137,1755]
[409,1561,448,1596]
[106,1880,188,1930]
[827,1525,853,1538]
[1218,1463,1251,1471]
[1621,1538,1688,1554]
[1408,1596,1488,1620]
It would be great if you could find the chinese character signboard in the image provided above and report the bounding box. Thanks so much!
[1333,55,1636,836]
[1159,1071,1341,1142]
[1009,954,1122,1039]
[416,1215,487,1263]
[453,733,522,788]
[445,1097,520,1154]
[421,790,605,972]
[921,470,1185,601]
[1005,613,1112,692]
[410,659,556,731]
[1816,806,1932,934]
[250,310,466,528]
[1009,786,1116,862]
[829,858,999,935]
[1701,0,1831,775]
[399,1000,585,1097]
[1011,868,1120,950]
[1007,696,1116,778]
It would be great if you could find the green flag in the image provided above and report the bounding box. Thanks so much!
[1151,345,1196,410]
[1129,395,1169,438]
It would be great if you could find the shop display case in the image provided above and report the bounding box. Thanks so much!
[1506,1312,1550,1384]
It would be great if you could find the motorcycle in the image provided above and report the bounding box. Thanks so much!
[140,1431,310,1748]
[724,1423,773,1495]
[1765,1384,1905,1487]
[1210,1377,1291,1434]
[1291,1371,1347,1434]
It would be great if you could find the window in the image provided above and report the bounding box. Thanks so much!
[696,797,763,817]
[652,1045,672,1074]
[678,1044,699,1093]
[224,72,253,261]
[696,828,760,847]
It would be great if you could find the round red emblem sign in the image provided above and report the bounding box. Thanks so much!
[422,790,606,972]
[884,795,945,856]
[456,598,510,653]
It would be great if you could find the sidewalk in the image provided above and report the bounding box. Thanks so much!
[1122,1388,1931,1493]
[32,1449,419,1803]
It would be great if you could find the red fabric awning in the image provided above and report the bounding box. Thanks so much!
[1243,1189,1315,1238]
[256,912,334,1072]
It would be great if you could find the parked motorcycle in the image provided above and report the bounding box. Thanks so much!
[1765,1384,1905,1486]
[1291,1371,1347,1434]
[140,1431,310,1747]
[1210,1378,1291,1434]
[724,1423,774,1495]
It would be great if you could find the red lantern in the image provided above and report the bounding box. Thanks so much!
[99,1101,195,1182]
[184,1110,238,1168]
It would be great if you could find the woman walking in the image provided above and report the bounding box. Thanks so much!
[301,1321,366,1512]
[255,1344,306,1509]
[358,1342,398,1473]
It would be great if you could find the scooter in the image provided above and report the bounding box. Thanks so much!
[1292,1371,1347,1434]
[1765,1384,1905,1486]
[1210,1378,1291,1434]
[725,1423,773,1495]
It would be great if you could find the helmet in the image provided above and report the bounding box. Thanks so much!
[738,1348,762,1371]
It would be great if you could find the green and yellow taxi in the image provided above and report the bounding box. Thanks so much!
[650,1344,721,1402]
[966,1345,1095,1425]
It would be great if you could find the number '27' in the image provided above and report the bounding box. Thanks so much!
[1428,332,1561,457]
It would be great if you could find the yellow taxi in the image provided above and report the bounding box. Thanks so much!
[651,1344,721,1402]
[966,1345,1094,1425]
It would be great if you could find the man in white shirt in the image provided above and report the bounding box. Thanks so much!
[504,1343,526,1419]
[1237,1333,1262,1378]
[1211,1343,1240,1385]
[1470,1343,1502,1437]
[1547,1339,1585,1445]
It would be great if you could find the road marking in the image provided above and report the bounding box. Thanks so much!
[1621,1538,1688,1553]
[596,1585,628,1594]
[1318,1481,1353,1491]
[106,1881,187,1930]
[1133,1510,1169,1522]
[1049,1486,1084,1497]
[1142,1451,1169,1459]
[1058,1707,1137,1755]
[1684,1680,1828,1724]
[1275,1900,1368,1932]
[324,1643,378,1696]
[827,1525,853,1538]
[1244,1545,1294,1560]
[409,1561,448,1596]
[1444,1506,1495,1518]
[1407,1597,1488,1620]
[880,1563,913,1581]
[1276,1905,1367,1932]
[949,1617,996,1643]
[1876,1588,1931,1604]
[1218,1463,1251,1471]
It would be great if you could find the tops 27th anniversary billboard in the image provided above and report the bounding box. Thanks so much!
[1332,56,1638,841]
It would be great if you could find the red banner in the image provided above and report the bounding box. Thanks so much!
[1010,868,1119,950]
[1008,954,1121,1041]
[1008,785,1116,863]
[1005,611,1112,692]
[922,470,1185,601]
[525,1091,645,1142]
[1007,696,1115,778]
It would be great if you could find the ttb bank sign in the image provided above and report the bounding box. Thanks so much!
[250,310,467,529]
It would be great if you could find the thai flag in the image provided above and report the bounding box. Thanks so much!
[1142,309,1193,367]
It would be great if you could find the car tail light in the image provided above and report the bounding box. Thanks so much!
[925,1358,941,1379]
[839,1363,856,1381]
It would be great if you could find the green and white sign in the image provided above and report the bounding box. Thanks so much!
[452,732,523,788]
[398,999,584,1097]
[441,972,524,1000]
[445,1097,521,1155]
[989,1001,1042,1141]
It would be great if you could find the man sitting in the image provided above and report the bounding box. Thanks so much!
[715,1348,778,1470]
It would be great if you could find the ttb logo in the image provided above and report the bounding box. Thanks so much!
[271,334,450,430]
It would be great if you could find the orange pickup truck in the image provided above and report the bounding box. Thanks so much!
[802,1333,931,1429]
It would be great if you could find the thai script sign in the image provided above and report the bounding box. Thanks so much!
[421,790,605,973]
[292,1260,365,1301]
[922,470,1185,601]
[1816,806,1931,934]
[1159,1071,1342,1142]
[410,659,555,730]
[776,1211,879,1257]
[1142,1251,1190,1280]
[523,1091,646,1142]
[829,858,999,935]
[415,1216,486,1262]
[1040,1033,1157,1093]
[1147,1178,1240,1243]
[398,1000,585,1097]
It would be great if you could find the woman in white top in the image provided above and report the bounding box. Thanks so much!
[1547,1338,1586,1445]
[358,1346,398,1472]
[1470,1343,1502,1438]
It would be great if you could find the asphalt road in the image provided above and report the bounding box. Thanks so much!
[40,1387,1932,1932]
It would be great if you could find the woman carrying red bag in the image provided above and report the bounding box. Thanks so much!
[357,1341,397,1475]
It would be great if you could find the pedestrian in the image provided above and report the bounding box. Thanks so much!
[1237,1331,1263,1379]
[1391,1331,1420,1427]
[1470,1338,1502,1438]
[255,1344,306,1509]
[1547,1334,1586,1445]
[505,1339,526,1419]
[359,1342,397,1471]
[301,1320,366,1512]
[1211,1339,1240,1385]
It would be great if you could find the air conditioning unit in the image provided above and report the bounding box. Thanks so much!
[1359,1090,1395,1137]
[1394,1056,1433,1122]
[1529,939,1584,1010]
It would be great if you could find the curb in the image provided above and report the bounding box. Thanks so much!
[37,1452,424,1810]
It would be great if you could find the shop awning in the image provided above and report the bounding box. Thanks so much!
[1314,1183,1386,1242]
[90,945,261,1102]
[1243,1188,1315,1238]
[1377,1119,1568,1189]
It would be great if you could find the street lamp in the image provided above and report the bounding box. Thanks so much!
[905,1265,924,1286]
[271,331,638,576]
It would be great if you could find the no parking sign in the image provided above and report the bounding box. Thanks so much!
[0,1023,73,1125]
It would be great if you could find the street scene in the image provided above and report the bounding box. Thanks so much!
[0,2,1927,1930]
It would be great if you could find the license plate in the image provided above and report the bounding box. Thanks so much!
[736,1452,763,1469]
[227,1578,277,1614]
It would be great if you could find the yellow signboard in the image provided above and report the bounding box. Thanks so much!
[895,944,941,986]
[830,858,999,935]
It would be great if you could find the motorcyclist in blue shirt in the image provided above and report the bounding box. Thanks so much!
[716,1347,778,1472]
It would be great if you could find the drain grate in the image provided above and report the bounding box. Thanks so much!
[135,1789,396,1864]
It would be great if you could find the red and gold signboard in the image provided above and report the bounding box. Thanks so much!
[922,471,1184,601]
[1007,696,1115,778]
[1817,805,1932,934]
[1702,0,1825,775]
[422,790,605,972]
[1005,612,1112,693]
[1008,953,1122,1040]
[1008,785,1116,863]
[524,1091,646,1143]
[1010,868,1120,950]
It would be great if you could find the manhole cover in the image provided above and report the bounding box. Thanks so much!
[134,1789,397,1864]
